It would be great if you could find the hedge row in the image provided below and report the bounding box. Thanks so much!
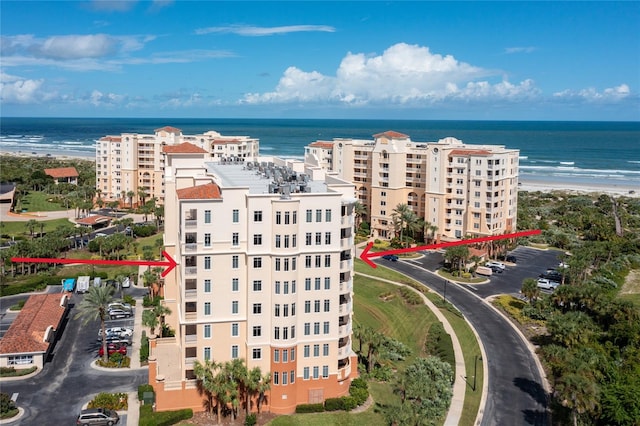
[139,405,193,426]
[296,377,369,413]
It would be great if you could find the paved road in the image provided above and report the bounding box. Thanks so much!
[376,249,553,426]
[0,292,147,425]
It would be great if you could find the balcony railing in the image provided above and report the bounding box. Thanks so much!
[185,220,198,228]
[184,266,197,275]
[341,216,354,226]
[184,311,197,321]
[340,238,353,249]
[185,334,197,343]
[338,324,351,338]
[184,243,197,252]
[339,279,352,293]
[337,360,352,381]
[338,301,351,315]
[185,289,197,299]
[340,259,353,271]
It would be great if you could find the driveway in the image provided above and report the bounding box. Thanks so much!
[0,293,147,425]
[376,253,551,425]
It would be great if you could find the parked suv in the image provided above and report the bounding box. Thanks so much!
[76,408,119,425]
[485,261,506,271]
[108,309,132,320]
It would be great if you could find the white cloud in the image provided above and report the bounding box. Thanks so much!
[38,34,118,59]
[195,24,335,36]
[0,72,44,103]
[553,84,631,102]
[242,43,535,106]
[89,89,126,106]
[504,46,537,54]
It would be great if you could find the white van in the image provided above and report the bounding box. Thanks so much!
[93,277,102,287]
[475,266,493,276]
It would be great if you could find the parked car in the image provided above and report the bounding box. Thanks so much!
[485,261,506,271]
[98,327,133,338]
[108,302,132,312]
[104,335,132,346]
[76,408,120,426]
[489,265,503,273]
[108,309,132,319]
[537,278,560,290]
[382,254,399,261]
[98,343,128,357]
[506,255,517,263]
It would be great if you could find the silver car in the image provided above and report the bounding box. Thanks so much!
[76,408,119,425]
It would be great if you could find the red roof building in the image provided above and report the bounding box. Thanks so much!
[44,167,79,185]
[176,183,222,200]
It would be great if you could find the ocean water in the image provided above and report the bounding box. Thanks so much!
[1,117,639,187]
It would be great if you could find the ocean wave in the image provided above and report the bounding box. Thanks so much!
[518,156,528,160]
[520,164,640,175]
[628,160,640,164]
[559,161,575,165]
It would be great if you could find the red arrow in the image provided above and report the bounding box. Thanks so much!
[11,250,177,278]
[359,229,541,268]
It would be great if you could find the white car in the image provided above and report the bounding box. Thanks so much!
[537,278,560,290]
[108,302,132,311]
[485,261,506,271]
[98,327,133,338]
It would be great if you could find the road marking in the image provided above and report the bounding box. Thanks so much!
[11,393,18,402]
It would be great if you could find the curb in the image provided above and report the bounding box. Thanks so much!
[0,407,24,424]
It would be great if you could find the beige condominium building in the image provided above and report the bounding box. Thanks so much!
[305,131,520,241]
[96,126,259,205]
[150,143,358,414]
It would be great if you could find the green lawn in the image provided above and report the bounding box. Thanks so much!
[0,218,73,242]
[19,191,66,212]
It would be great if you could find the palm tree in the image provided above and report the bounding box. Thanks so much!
[154,304,172,336]
[444,245,470,275]
[354,201,366,233]
[521,278,540,303]
[25,219,38,240]
[142,309,159,336]
[137,187,149,209]
[193,358,224,423]
[75,285,115,362]
[255,371,271,415]
[127,190,135,209]
[245,366,264,417]
[392,203,412,246]
[554,372,600,426]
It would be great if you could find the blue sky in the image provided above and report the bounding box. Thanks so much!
[1,1,639,120]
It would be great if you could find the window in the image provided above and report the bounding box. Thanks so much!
[315,232,322,245]
[252,348,262,360]
[275,235,281,248]
[304,323,310,335]
[325,255,331,267]
[273,371,279,385]
[305,301,311,313]
[323,343,329,356]
[304,345,310,358]
[253,326,261,337]
[232,255,239,268]
[291,348,295,361]
[204,210,211,224]
[291,370,295,384]
[254,210,262,222]
[284,235,290,248]
[204,302,211,315]
[204,347,211,361]
[323,321,330,334]
[314,300,320,313]
[316,209,322,222]
[282,371,288,385]
[204,233,211,247]
[322,365,329,378]
[303,367,310,380]
[325,232,331,245]
[292,234,297,247]
[274,327,280,340]
[285,211,290,224]
[305,256,312,268]
[313,366,319,379]
[291,302,296,316]
[284,304,289,317]
[232,233,239,246]
[274,349,280,362]
[204,324,211,338]
[232,301,239,314]
[291,325,296,338]
[292,280,297,293]
[293,211,297,224]
[276,211,281,224]
[315,278,321,290]
[283,327,288,340]
[313,344,319,357]
[204,279,211,293]
[253,257,262,268]
[315,256,321,268]
[325,209,332,222]
[232,323,239,336]
[324,299,330,312]
[283,281,289,294]
[254,234,263,245]
[231,345,239,359]
[324,277,330,290]
[204,256,211,270]
[314,322,320,335]
[305,278,311,291]
[233,209,239,223]
[275,304,281,316]
[275,258,281,271]
[253,303,262,314]
[232,278,239,292]
[253,280,262,291]
[7,355,33,366]
[284,258,289,271]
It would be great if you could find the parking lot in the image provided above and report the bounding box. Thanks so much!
[405,246,566,299]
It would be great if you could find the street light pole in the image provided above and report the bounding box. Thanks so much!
[443,280,448,303]
[473,355,482,391]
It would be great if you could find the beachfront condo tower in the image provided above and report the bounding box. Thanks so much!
[305,131,520,242]
[149,143,358,414]
[95,126,259,206]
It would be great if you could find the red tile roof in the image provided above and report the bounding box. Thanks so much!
[449,149,492,156]
[155,126,182,134]
[44,167,79,178]
[162,142,208,154]
[75,215,112,226]
[373,131,409,139]
[98,136,122,142]
[177,183,222,200]
[0,294,68,354]
[308,141,334,149]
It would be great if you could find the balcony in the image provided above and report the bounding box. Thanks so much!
[339,279,353,293]
[338,301,351,315]
[185,334,197,343]
[341,215,354,226]
[184,311,197,321]
[185,289,197,299]
[338,323,351,338]
[184,266,197,276]
[340,237,353,249]
[184,243,197,252]
[338,336,351,351]
[185,220,198,228]
[340,259,353,271]
[337,359,352,381]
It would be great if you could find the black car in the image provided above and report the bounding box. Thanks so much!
[382,254,399,261]
[506,255,517,263]
[489,265,504,273]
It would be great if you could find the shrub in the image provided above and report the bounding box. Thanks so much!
[140,331,150,363]
[244,413,257,426]
[350,386,369,406]
[0,393,16,416]
[88,392,128,411]
[350,377,368,390]
[341,396,358,411]
[97,356,131,369]
[0,366,37,377]
[143,295,161,307]
[122,294,136,306]
[138,384,154,401]
[398,287,422,305]
[324,397,343,411]
[9,300,26,311]
[295,403,325,413]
